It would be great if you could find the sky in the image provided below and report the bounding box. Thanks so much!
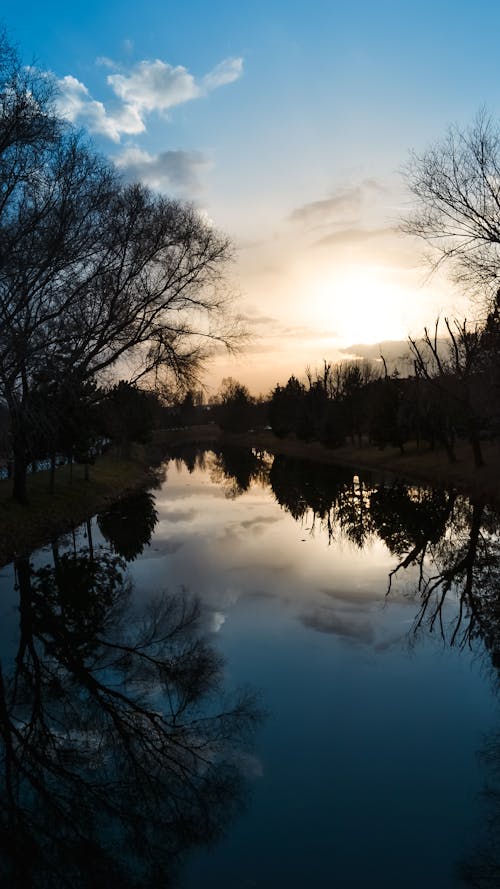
[3,0,500,394]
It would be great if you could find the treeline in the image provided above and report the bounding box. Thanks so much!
[199,300,500,469]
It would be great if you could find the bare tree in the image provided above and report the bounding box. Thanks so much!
[0,32,240,502]
[409,317,486,466]
[403,109,500,303]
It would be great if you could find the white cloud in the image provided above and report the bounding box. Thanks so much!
[114,146,211,192]
[57,55,244,143]
[57,75,144,142]
[108,60,200,112]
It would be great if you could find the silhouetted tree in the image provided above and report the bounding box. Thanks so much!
[403,109,500,300]
[409,318,486,466]
[99,381,154,457]
[216,377,254,433]
[268,375,306,438]
[0,31,239,503]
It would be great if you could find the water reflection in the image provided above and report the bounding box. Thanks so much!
[0,520,262,886]
[189,448,500,670]
[4,447,500,887]
[97,489,158,560]
[165,447,500,885]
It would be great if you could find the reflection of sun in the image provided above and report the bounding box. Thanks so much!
[313,267,411,346]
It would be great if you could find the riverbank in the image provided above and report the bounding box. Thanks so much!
[156,426,500,506]
[0,450,159,567]
[239,430,500,506]
[2,425,499,566]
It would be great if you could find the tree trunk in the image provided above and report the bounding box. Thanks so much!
[441,436,457,464]
[49,453,56,494]
[12,447,28,504]
[469,431,484,468]
[10,405,29,504]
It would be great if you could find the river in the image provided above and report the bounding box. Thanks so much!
[0,445,498,888]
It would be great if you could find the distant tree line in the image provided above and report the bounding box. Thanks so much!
[267,301,500,466]
[197,303,500,468]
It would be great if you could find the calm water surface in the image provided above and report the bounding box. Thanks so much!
[1,446,499,887]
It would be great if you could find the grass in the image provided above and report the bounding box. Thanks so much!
[0,449,156,566]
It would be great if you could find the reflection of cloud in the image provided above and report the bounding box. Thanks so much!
[231,560,291,576]
[300,606,374,643]
[236,752,264,778]
[211,611,226,633]
[161,507,198,523]
[240,515,282,532]
[148,539,184,555]
[289,178,385,227]
[57,55,243,143]
[320,586,382,604]
[115,147,210,192]
[244,588,278,601]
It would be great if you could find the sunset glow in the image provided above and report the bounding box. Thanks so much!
[2,0,497,391]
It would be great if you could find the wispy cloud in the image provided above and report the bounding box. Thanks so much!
[313,225,396,248]
[236,312,280,327]
[202,57,243,90]
[300,606,374,643]
[57,55,243,142]
[114,146,210,192]
[280,324,339,340]
[289,178,385,227]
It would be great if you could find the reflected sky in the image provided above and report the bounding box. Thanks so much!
[1,449,499,888]
[136,452,498,889]
[129,458,445,656]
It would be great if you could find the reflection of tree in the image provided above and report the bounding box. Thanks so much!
[369,484,456,585]
[97,489,158,561]
[369,482,500,677]
[461,731,500,888]
[165,443,209,475]
[382,495,500,659]
[0,549,262,887]
[209,447,271,498]
[269,455,375,546]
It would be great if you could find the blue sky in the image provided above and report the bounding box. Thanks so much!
[4,1,500,391]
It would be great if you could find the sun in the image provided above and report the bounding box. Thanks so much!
[312,266,415,346]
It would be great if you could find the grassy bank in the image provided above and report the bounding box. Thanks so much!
[230,430,500,506]
[0,450,158,567]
